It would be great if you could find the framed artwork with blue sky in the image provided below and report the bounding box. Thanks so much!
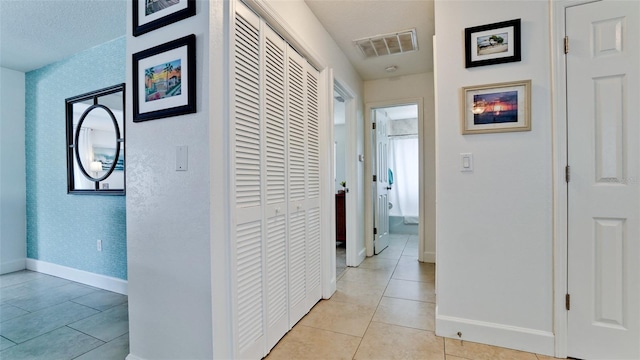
[132,34,196,122]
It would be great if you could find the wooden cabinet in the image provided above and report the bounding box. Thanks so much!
[336,192,346,243]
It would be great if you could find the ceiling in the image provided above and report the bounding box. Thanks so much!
[0,0,433,81]
[305,0,434,81]
[0,0,126,73]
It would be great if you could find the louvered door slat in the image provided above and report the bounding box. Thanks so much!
[287,51,307,202]
[288,211,307,307]
[306,68,320,198]
[233,7,264,360]
[265,36,287,205]
[234,11,262,209]
[236,221,264,353]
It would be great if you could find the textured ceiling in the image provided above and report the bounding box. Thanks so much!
[305,0,434,81]
[0,0,433,81]
[0,0,126,73]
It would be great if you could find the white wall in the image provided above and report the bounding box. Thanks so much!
[0,67,26,274]
[434,1,554,355]
[125,1,213,359]
[365,72,436,262]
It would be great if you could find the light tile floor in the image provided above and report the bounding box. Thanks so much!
[267,233,562,360]
[0,270,129,359]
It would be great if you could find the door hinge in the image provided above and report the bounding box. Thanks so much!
[564,36,569,54]
[566,293,571,310]
[372,122,376,130]
[373,175,377,182]
[565,165,571,183]
[373,227,378,235]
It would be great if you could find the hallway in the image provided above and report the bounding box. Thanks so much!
[266,234,557,360]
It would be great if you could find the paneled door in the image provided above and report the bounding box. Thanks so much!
[566,1,640,359]
[373,109,390,254]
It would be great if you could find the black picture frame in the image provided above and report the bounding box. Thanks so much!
[133,0,196,37]
[465,19,521,68]
[133,34,196,122]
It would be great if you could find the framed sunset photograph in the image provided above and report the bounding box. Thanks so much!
[133,0,196,37]
[461,80,531,134]
[133,34,196,122]
[465,19,521,68]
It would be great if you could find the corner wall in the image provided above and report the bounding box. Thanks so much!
[24,38,127,280]
[434,1,554,355]
[364,72,436,262]
[125,1,213,359]
[0,67,26,274]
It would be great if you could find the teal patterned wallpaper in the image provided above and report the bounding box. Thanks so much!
[26,37,127,280]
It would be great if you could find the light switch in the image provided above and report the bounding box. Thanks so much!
[461,153,473,172]
[176,146,188,171]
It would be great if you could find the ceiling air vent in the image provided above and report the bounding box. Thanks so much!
[354,29,418,58]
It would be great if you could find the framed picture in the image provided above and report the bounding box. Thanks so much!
[461,80,531,135]
[133,34,196,122]
[133,0,196,37]
[465,19,521,68]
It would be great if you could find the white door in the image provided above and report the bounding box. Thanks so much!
[567,1,640,359]
[373,109,390,254]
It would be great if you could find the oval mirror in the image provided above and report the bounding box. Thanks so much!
[74,105,121,182]
[66,84,125,195]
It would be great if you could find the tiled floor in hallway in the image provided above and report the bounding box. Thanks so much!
[0,270,129,360]
[266,233,560,360]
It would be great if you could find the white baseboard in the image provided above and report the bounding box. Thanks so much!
[125,354,145,360]
[26,259,127,295]
[436,312,555,356]
[357,248,366,264]
[423,251,436,263]
[1,258,26,274]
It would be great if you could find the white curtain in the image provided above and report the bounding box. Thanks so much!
[388,136,419,223]
[74,127,93,189]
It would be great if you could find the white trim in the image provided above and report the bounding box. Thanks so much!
[125,354,145,360]
[436,313,555,356]
[357,248,366,264]
[422,251,435,263]
[25,259,127,295]
[364,98,425,259]
[334,78,362,268]
[1,258,26,274]
[210,0,235,359]
[321,67,336,300]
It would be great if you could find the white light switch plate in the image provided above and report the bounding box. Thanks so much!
[176,146,188,171]
[461,153,473,172]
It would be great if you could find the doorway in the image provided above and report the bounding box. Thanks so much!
[366,101,422,260]
[334,89,348,277]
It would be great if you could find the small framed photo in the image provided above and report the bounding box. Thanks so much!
[133,34,196,122]
[461,80,531,135]
[465,19,521,68]
[133,0,196,37]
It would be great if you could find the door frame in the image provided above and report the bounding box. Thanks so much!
[332,79,362,267]
[551,0,601,357]
[364,98,425,260]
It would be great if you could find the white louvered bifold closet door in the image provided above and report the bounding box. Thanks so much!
[286,47,309,326]
[305,64,322,311]
[263,25,289,352]
[232,6,264,360]
[232,2,324,359]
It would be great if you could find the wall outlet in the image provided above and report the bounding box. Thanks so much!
[97,240,102,252]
